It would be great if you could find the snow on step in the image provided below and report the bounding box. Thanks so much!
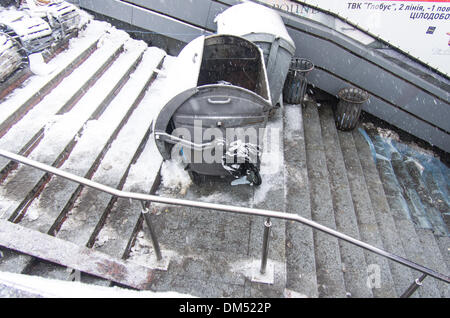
[0,27,128,174]
[283,104,318,298]
[24,49,166,282]
[92,134,163,260]
[54,56,177,250]
[18,48,165,235]
[0,38,146,223]
[5,47,165,276]
[0,21,109,133]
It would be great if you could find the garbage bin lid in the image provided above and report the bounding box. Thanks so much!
[170,35,205,97]
[215,2,295,49]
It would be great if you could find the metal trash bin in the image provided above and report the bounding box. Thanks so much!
[215,2,296,108]
[335,87,369,131]
[283,57,314,104]
[154,34,272,185]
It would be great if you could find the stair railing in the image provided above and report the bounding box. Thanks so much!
[1,148,448,297]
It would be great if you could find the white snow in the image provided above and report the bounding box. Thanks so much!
[284,289,308,298]
[28,52,56,76]
[93,225,116,248]
[160,159,192,195]
[229,258,284,283]
[0,20,109,130]
[0,271,194,298]
[254,116,284,205]
[25,208,40,222]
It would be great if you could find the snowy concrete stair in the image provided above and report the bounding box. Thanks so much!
[386,148,446,297]
[21,49,168,280]
[283,104,318,298]
[0,21,110,138]
[248,105,286,297]
[0,47,165,276]
[369,136,442,297]
[0,34,146,226]
[144,177,256,297]
[0,27,128,176]
[317,105,374,298]
[88,134,164,286]
[331,117,398,298]
[302,101,346,297]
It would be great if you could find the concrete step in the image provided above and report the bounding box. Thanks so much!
[338,125,396,297]
[0,36,145,224]
[18,47,162,233]
[25,50,170,280]
[129,226,251,297]
[0,27,126,176]
[370,136,441,297]
[10,47,164,278]
[249,103,286,298]
[142,179,255,297]
[416,229,449,298]
[0,21,108,136]
[318,105,372,298]
[283,104,318,298]
[302,101,346,298]
[0,37,147,273]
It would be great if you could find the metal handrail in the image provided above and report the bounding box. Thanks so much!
[0,148,449,287]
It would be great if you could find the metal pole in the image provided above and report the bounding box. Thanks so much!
[260,218,272,274]
[400,273,428,298]
[141,202,162,262]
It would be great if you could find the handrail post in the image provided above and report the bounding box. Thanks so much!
[260,217,272,274]
[141,201,162,262]
[400,273,428,298]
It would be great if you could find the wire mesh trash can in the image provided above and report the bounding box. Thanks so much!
[282,58,314,104]
[335,87,369,131]
[215,2,296,108]
[154,34,272,186]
